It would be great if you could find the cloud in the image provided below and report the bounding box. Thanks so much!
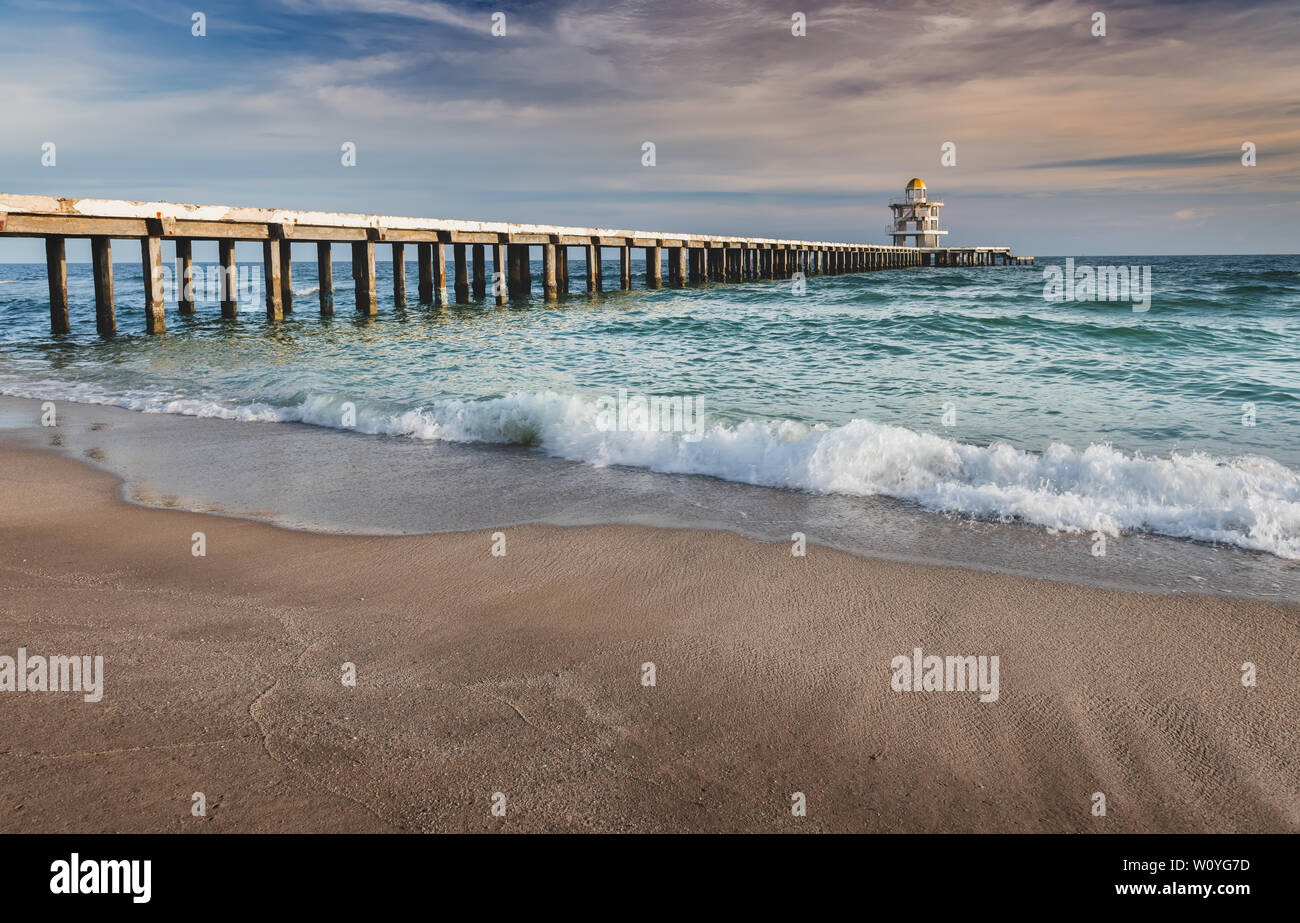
[0,0,1296,254]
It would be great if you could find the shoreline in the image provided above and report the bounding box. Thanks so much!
[1,439,1296,833]
[2,393,1295,602]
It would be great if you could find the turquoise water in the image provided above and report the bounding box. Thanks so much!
[1,253,1297,560]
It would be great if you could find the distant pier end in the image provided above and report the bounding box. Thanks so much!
[890,178,948,247]
[0,192,1033,336]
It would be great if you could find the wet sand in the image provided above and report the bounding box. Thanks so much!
[0,442,1296,833]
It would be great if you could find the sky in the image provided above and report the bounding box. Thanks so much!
[1,0,1298,259]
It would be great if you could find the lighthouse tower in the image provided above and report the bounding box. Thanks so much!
[888,178,947,247]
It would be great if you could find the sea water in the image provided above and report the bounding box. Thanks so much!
[0,252,1296,597]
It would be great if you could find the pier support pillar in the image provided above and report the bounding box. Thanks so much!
[543,242,558,300]
[507,244,525,297]
[392,243,406,308]
[45,237,70,334]
[433,242,445,304]
[470,244,484,299]
[491,243,507,305]
[351,240,376,315]
[263,240,284,321]
[620,245,631,289]
[668,247,681,286]
[586,243,598,292]
[91,236,115,337]
[142,236,166,333]
[280,239,293,313]
[317,243,334,315]
[218,239,236,318]
[646,246,661,288]
[454,244,469,303]
[417,243,433,303]
[176,238,195,315]
[557,247,569,294]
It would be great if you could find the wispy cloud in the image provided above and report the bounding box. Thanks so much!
[0,0,1296,253]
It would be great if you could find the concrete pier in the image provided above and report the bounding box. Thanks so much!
[454,244,469,304]
[175,238,194,315]
[543,242,558,300]
[317,243,333,315]
[0,193,1032,335]
[280,239,293,313]
[45,237,69,333]
[391,243,405,309]
[491,242,507,306]
[218,239,236,318]
[352,240,376,315]
[142,235,166,333]
[263,239,283,321]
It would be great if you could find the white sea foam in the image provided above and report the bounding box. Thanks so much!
[4,379,1298,559]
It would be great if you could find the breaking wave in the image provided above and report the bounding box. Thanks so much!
[5,378,1297,559]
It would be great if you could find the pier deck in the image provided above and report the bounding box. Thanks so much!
[0,193,1033,335]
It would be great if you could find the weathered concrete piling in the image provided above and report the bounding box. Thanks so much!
[0,193,1032,335]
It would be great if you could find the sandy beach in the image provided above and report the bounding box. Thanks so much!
[0,439,1295,833]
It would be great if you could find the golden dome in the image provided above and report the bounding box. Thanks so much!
[906,177,926,189]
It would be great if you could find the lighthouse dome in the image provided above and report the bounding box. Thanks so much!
[906,177,926,190]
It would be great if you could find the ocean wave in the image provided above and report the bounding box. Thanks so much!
[3,379,1298,558]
